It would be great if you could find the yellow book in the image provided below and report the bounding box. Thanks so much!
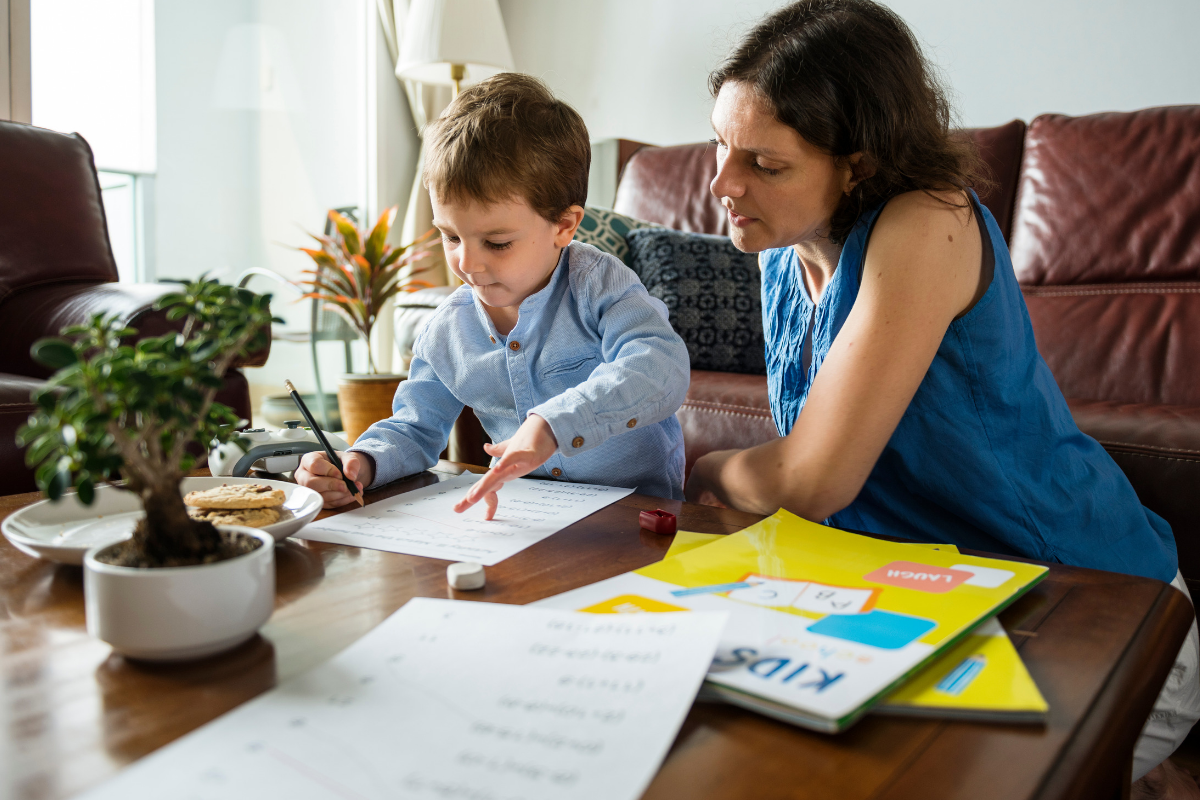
[664,532,1047,722]
[537,510,1046,732]
[877,616,1047,721]
[666,531,961,559]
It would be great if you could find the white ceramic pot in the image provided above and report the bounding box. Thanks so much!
[83,526,275,661]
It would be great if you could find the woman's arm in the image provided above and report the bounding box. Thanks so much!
[687,190,983,518]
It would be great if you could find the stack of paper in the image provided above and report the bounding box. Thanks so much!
[80,599,727,800]
[536,510,1048,732]
[300,472,634,565]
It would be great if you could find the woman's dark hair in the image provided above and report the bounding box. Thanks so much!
[710,0,987,244]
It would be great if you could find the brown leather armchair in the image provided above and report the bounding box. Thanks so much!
[611,108,1200,592]
[0,121,267,494]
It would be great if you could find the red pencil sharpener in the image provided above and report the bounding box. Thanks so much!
[639,509,677,535]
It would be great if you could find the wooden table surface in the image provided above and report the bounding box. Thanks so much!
[0,462,1193,800]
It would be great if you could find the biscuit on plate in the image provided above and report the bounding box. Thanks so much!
[183,483,286,509]
[187,506,281,528]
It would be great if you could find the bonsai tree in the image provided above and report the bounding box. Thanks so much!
[17,279,278,568]
[298,206,439,375]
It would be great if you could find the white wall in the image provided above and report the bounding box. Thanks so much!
[499,0,1200,147]
[154,0,259,284]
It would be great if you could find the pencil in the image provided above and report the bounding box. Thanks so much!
[284,379,364,507]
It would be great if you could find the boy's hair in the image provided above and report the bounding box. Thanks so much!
[423,73,590,223]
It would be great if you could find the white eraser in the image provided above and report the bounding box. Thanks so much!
[447,562,486,591]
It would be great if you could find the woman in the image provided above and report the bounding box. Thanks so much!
[684,1,1200,794]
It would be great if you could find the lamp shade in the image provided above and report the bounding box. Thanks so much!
[396,0,515,86]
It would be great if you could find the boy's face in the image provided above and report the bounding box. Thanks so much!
[432,192,584,314]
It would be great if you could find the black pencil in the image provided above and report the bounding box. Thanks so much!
[284,379,364,506]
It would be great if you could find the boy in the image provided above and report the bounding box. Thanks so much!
[297,74,690,518]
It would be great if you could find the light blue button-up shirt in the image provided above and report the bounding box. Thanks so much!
[349,242,689,499]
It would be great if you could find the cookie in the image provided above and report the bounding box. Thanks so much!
[184,483,286,509]
[187,506,281,528]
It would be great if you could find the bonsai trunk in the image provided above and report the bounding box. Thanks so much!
[134,482,224,565]
[99,476,258,568]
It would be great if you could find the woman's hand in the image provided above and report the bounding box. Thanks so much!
[454,414,558,520]
[296,451,373,508]
[685,449,739,506]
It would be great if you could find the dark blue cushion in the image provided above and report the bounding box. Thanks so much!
[626,228,764,375]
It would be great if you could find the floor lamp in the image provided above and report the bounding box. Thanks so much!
[395,0,514,98]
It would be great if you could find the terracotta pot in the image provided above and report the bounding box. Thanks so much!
[337,373,404,444]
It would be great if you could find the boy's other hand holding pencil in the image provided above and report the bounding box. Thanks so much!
[454,414,558,520]
[297,451,372,509]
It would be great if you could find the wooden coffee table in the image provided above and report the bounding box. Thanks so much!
[0,462,1192,800]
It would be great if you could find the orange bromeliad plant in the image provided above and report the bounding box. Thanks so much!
[297,206,440,374]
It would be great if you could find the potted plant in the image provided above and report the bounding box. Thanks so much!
[298,206,439,443]
[17,279,280,660]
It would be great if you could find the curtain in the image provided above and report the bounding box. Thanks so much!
[377,0,456,286]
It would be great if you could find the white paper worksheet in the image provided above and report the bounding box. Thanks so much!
[298,472,635,565]
[79,599,727,800]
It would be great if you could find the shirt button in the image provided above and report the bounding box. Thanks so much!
[490,336,496,344]
[627,418,637,428]
[551,467,562,477]
[571,436,584,448]
[509,341,520,351]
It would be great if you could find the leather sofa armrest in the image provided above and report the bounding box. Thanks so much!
[0,281,271,379]
[1067,398,1200,458]
[1067,398,1200,594]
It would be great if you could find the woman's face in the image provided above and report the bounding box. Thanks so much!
[710,81,854,253]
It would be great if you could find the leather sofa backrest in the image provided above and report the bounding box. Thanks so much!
[614,142,727,235]
[613,121,1027,242]
[0,122,118,306]
[1011,107,1200,405]
[964,120,1026,242]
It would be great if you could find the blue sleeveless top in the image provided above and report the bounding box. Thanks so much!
[761,194,1178,582]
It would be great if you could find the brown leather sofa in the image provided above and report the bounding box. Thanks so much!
[0,121,266,494]
[613,107,1200,593]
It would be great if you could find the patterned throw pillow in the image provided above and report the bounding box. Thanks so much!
[573,206,661,264]
[626,228,765,375]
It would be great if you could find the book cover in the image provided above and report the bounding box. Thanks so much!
[662,532,1047,722]
[538,510,1046,732]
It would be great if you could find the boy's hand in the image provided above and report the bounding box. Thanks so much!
[296,450,373,508]
[454,414,558,520]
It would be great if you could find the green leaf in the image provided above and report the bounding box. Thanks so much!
[30,338,78,369]
[34,390,58,412]
[154,292,185,310]
[77,475,95,505]
[363,206,397,266]
[331,211,362,255]
[46,468,69,501]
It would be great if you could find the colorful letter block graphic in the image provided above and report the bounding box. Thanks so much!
[725,575,881,615]
[863,560,973,593]
[807,609,937,649]
[727,576,808,607]
[792,583,879,615]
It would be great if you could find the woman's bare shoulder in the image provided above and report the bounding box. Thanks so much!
[859,188,981,313]
[878,188,975,230]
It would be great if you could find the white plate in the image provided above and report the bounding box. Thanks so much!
[1,477,322,565]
